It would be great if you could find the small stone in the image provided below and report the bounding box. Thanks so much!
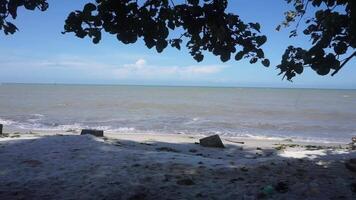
[351,183,356,193]
[275,181,288,193]
[199,135,225,148]
[128,193,146,200]
[80,129,104,137]
[345,158,356,172]
[240,167,248,172]
[230,177,244,183]
[176,178,195,185]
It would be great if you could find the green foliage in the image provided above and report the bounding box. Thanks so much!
[277,0,356,80]
[62,0,268,65]
[0,0,48,35]
[1,0,355,81]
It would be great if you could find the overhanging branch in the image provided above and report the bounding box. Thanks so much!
[331,51,356,76]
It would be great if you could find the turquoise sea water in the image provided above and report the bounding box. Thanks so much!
[0,84,355,143]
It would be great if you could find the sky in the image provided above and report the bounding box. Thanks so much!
[0,0,355,89]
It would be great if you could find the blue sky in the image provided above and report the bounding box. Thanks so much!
[0,0,355,89]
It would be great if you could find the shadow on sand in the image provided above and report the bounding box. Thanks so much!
[0,134,355,200]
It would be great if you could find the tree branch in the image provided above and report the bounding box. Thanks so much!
[331,51,356,76]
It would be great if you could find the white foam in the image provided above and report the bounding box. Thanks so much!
[0,118,16,125]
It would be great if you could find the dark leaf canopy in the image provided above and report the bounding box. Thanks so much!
[63,0,269,66]
[1,0,355,81]
[277,0,356,81]
[0,0,48,35]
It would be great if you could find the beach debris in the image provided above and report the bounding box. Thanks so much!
[224,138,244,144]
[305,145,323,150]
[283,138,293,142]
[0,124,2,135]
[350,137,356,150]
[80,129,104,137]
[345,158,356,172]
[199,134,225,148]
[156,147,180,153]
[10,134,20,138]
[176,178,195,185]
[262,185,275,197]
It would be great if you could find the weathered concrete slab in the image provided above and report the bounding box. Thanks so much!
[199,134,225,148]
[80,129,104,137]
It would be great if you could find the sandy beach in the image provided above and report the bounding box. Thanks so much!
[0,131,355,200]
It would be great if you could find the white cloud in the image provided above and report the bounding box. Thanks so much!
[1,56,227,82]
[114,58,225,80]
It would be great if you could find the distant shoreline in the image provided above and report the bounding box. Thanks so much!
[1,82,356,91]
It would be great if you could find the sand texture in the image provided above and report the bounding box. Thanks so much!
[0,132,355,200]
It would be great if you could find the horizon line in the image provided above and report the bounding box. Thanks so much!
[1,82,355,91]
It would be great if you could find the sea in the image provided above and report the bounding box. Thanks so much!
[0,84,355,143]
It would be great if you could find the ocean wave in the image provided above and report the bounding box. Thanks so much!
[0,118,16,125]
[0,115,351,143]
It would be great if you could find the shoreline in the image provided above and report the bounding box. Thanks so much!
[0,131,355,199]
[1,126,350,144]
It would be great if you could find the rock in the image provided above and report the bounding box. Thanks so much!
[351,183,356,193]
[240,166,249,172]
[275,181,288,193]
[199,135,224,148]
[176,178,195,185]
[80,129,104,137]
[230,177,244,183]
[0,124,2,135]
[128,192,147,200]
[345,158,356,172]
